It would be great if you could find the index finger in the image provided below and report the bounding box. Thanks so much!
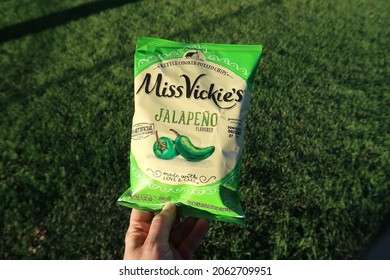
[145,203,177,244]
[125,208,154,251]
[130,208,154,224]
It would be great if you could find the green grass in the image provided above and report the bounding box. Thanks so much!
[1,0,389,259]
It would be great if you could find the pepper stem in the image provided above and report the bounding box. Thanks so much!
[169,129,180,137]
[155,131,166,150]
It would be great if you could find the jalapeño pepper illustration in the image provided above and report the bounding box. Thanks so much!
[153,131,178,160]
[169,129,215,162]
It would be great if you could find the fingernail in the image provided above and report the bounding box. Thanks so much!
[163,202,175,211]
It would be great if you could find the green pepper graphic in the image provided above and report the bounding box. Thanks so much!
[169,129,215,162]
[153,131,178,160]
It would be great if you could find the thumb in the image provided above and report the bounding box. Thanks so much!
[145,203,177,244]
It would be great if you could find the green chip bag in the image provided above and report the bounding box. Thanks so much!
[117,37,262,225]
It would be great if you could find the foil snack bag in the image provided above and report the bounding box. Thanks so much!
[118,37,262,225]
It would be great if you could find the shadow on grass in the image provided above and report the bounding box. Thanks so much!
[362,211,390,260]
[2,1,265,107]
[0,0,139,44]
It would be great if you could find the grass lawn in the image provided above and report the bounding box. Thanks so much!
[1,0,389,259]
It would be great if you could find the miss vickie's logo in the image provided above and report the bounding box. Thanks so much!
[136,73,244,109]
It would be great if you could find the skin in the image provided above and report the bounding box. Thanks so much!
[124,203,209,260]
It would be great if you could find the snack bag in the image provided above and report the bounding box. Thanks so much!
[117,37,262,225]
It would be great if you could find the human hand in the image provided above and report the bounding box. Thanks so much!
[124,203,209,260]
